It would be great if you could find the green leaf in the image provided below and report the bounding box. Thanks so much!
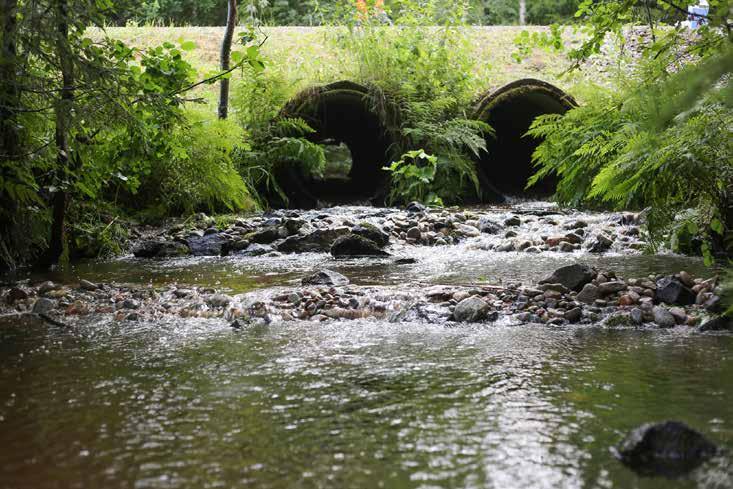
[180,40,196,51]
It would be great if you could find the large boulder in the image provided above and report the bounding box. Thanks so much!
[302,269,350,286]
[187,233,225,256]
[331,234,390,258]
[452,296,494,323]
[615,421,717,477]
[278,227,350,253]
[132,240,189,258]
[539,264,596,291]
[249,226,286,244]
[351,223,390,247]
[656,276,696,306]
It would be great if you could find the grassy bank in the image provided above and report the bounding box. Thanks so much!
[100,25,613,101]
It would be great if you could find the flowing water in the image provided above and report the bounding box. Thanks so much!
[1,205,731,489]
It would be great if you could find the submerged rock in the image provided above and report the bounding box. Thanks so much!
[331,234,390,258]
[615,421,717,478]
[539,264,596,292]
[302,269,349,286]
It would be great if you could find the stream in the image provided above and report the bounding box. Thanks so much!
[1,203,731,489]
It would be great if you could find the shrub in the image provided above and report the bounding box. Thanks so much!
[135,108,257,216]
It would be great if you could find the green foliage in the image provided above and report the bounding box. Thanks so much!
[332,0,490,205]
[140,109,256,215]
[234,117,326,207]
[528,49,733,261]
[70,205,130,259]
[384,149,480,206]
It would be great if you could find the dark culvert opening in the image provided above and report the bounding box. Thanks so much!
[474,79,576,199]
[274,81,395,209]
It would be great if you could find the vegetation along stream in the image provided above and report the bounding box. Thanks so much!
[1,0,732,488]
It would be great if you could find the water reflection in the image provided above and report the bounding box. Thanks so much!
[0,317,731,488]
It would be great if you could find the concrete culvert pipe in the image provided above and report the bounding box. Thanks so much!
[473,78,577,200]
[274,81,397,209]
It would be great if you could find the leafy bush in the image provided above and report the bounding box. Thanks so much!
[134,108,257,216]
[528,51,733,262]
[331,0,490,205]
[234,117,326,207]
[383,149,480,206]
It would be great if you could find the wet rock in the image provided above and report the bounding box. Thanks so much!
[302,269,349,286]
[32,298,56,315]
[656,276,696,306]
[588,234,613,253]
[207,294,232,308]
[283,218,305,236]
[540,264,596,292]
[478,217,502,234]
[352,223,390,247]
[38,281,58,294]
[456,224,480,237]
[278,227,350,253]
[669,307,687,324]
[452,296,493,323]
[187,233,225,256]
[564,220,588,230]
[653,306,676,328]
[615,421,717,478]
[173,288,193,298]
[678,271,694,288]
[133,240,189,258]
[564,307,582,323]
[504,216,521,227]
[6,287,29,304]
[406,227,422,240]
[497,242,515,252]
[79,279,98,291]
[394,257,417,264]
[249,226,284,244]
[406,201,426,213]
[598,281,627,295]
[575,283,599,304]
[121,299,140,310]
[630,308,644,325]
[331,234,390,258]
[230,318,250,330]
[698,315,732,332]
[239,243,273,256]
[558,242,576,253]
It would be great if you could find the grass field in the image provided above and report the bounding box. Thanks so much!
[101,25,625,106]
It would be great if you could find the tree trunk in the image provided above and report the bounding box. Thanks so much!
[519,0,527,25]
[47,0,74,266]
[0,0,19,161]
[218,0,237,120]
